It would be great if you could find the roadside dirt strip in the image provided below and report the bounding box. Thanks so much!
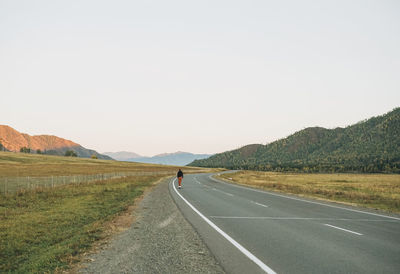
[80,177,224,274]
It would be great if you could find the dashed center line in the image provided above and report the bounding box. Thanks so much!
[213,187,234,197]
[195,179,232,197]
[251,201,269,208]
[208,216,395,222]
[171,178,276,274]
[209,175,400,221]
[324,224,363,235]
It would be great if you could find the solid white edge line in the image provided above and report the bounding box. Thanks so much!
[171,178,276,274]
[324,224,363,236]
[208,175,400,221]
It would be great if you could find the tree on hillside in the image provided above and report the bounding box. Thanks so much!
[189,108,400,174]
[20,147,31,153]
[91,154,98,159]
[65,150,78,157]
[0,142,4,151]
[36,149,42,154]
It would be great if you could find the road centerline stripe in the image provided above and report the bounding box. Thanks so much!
[171,178,276,274]
[324,224,363,235]
[208,216,397,222]
[212,187,234,197]
[251,201,269,208]
[209,175,400,221]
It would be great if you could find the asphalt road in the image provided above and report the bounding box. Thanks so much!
[169,173,400,274]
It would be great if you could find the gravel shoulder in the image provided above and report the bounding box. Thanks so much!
[79,177,224,273]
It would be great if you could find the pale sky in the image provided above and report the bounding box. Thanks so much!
[1,0,399,156]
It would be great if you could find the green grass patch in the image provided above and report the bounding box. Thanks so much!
[0,175,159,273]
[219,171,400,213]
[0,151,217,272]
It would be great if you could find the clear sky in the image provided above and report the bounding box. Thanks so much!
[1,0,399,156]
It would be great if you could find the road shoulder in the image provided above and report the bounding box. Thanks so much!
[79,177,224,273]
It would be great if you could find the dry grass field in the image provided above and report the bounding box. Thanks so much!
[0,151,215,273]
[0,151,211,177]
[219,170,400,213]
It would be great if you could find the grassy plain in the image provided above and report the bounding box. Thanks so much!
[0,152,213,273]
[0,151,210,177]
[218,171,400,213]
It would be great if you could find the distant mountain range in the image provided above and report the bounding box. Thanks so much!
[0,125,112,160]
[189,108,400,173]
[102,151,142,161]
[103,151,212,166]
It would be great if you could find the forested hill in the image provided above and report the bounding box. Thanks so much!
[189,108,400,173]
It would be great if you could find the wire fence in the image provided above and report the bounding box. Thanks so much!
[0,171,175,194]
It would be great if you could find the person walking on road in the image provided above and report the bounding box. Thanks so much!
[177,169,183,189]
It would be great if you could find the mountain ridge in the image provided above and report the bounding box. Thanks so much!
[189,108,400,173]
[127,151,212,166]
[0,125,112,160]
[102,151,142,161]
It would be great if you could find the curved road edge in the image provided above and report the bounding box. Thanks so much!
[79,176,224,273]
[169,174,271,274]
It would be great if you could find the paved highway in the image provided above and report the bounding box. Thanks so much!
[169,173,400,274]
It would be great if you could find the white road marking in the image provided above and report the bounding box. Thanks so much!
[195,177,214,190]
[324,224,363,235]
[209,216,398,222]
[209,175,400,221]
[212,187,234,197]
[251,201,269,208]
[197,176,233,196]
[171,178,276,274]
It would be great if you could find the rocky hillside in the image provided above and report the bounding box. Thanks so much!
[189,108,400,173]
[0,125,112,160]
